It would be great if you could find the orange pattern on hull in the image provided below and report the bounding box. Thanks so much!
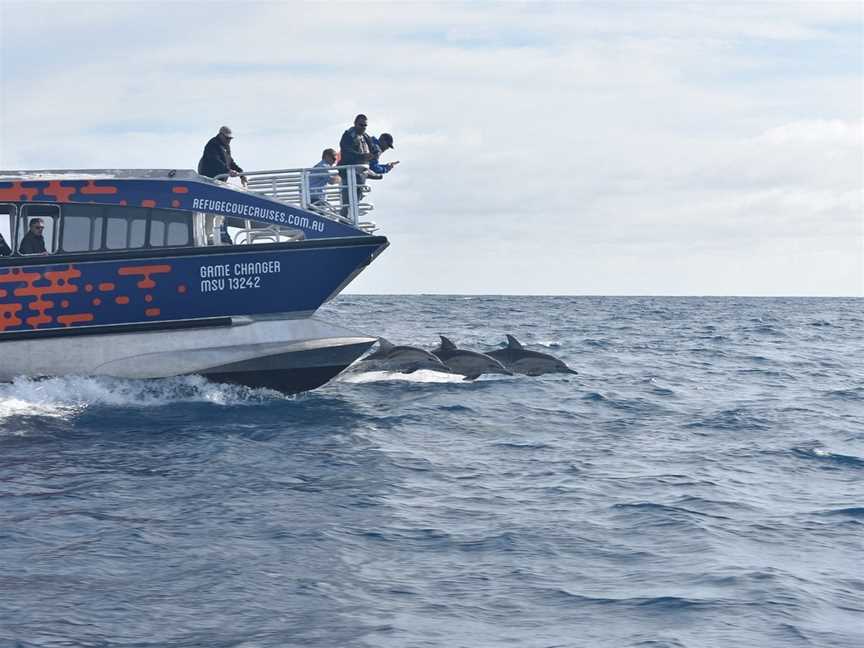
[118,264,172,289]
[0,303,23,331]
[43,181,77,203]
[0,182,39,202]
[0,265,89,330]
[80,182,118,195]
[58,313,95,326]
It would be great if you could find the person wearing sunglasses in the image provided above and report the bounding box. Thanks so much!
[19,218,48,255]
[338,114,374,217]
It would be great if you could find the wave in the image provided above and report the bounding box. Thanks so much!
[685,408,772,431]
[817,507,864,518]
[824,387,864,401]
[0,374,281,422]
[791,447,864,469]
[546,588,717,610]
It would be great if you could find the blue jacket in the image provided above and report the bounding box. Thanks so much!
[369,137,394,175]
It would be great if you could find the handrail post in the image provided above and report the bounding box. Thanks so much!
[346,165,360,226]
[300,170,309,209]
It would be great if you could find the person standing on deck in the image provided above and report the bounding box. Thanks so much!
[198,126,248,244]
[367,133,399,179]
[338,114,374,217]
[308,148,340,208]
[198,126,247,187]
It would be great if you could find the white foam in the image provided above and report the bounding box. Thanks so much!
[0,375,283,422]
[539,340,562,348]
[340,369,464,384]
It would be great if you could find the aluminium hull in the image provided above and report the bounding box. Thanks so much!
[0,316,375,394]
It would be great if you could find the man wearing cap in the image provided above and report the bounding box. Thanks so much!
[198,126,247,187]
[368,133,399,178]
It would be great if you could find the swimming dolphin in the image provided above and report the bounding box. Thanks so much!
[486,334,578,376]
[359,338,451,374]
[431,336,513,380]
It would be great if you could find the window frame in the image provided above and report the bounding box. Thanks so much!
[59,203,106,253]
[53,203,196,254]
[0,203,17,256]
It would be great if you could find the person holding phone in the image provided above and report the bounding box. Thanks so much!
[368,133,399,179]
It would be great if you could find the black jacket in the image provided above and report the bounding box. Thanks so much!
[198,136,243,178]
[0,233,10,256]
[19,231,46,255]
[339,127,373,166]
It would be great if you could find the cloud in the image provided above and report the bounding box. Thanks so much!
[1,1,861,295]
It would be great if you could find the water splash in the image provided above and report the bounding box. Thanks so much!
[340,369,464,384]
[0,374,283,421]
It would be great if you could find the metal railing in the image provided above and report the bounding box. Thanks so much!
[216,164,377,233]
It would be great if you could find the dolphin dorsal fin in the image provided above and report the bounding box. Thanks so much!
[439,336,457,351]
[506,334,524,350]
[377,337,395,352]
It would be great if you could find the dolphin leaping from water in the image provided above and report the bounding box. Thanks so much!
[431,336,512,380]
[486,334,578,376]
[358,338,451,374]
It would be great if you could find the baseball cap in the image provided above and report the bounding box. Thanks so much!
[219,125,233,138]
[379,133,394,149]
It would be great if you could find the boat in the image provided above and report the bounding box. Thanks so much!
[0,165,388,393]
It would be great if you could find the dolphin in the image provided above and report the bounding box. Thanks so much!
[358,338,451,374]
[486,334,578,376]
[431,336,513,380]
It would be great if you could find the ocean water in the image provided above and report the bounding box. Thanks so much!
[1,296,862,648]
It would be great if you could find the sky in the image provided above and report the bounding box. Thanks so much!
[0,0,862,296]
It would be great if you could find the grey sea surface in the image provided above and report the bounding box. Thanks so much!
[1,296,862,648]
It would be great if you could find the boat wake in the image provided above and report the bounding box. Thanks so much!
[0,374,283,421]
[340,369,465,384]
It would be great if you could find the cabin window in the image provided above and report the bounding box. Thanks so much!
[105,206,147,250]
[61,204,104,252]
[149,209,191,247]
[18,204,59,254]
[0,204,15,257]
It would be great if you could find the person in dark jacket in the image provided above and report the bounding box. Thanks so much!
[338,114,374,218]
[0,232,10,256]
[198,126,247,186]
[19,218,47,255]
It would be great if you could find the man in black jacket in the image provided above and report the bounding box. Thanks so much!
[0,232,10,256]
[198,126,247,186]
[338,114,373,218]
[19,218,47,255]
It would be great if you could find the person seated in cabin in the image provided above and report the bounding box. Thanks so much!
[0,232,10,256]
[366,133,399,180]
[198,125,247,187]
[308,148,339,208]
[19,218,48,255]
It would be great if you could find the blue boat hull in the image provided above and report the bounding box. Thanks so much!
[0,237,387,336]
